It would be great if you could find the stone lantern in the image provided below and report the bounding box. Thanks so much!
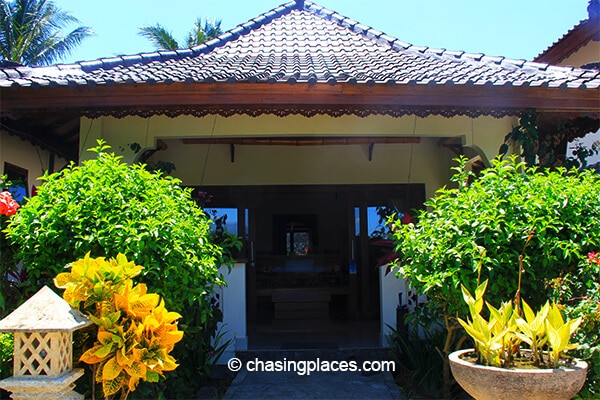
[0,286,92,400]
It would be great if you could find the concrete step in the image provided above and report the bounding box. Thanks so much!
[236,347,391,363]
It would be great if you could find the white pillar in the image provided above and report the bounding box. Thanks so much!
[379,266,409,347]
[216,263,247,364]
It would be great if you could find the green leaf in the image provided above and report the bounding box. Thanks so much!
[146,370,160,382]
[94,343,114,359]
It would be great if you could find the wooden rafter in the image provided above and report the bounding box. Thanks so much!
[182,136,421,146]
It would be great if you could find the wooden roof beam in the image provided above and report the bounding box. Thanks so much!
[182,136,421,146]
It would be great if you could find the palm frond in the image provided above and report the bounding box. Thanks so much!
[0,0,93,65]
[139,23,179,50]
[185,17,222,47]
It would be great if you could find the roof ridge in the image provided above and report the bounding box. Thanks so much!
[304,1,415,52]
[534,16,600,63]
[39,1,302,73]
[77,0,417,74]
[187,1,297,55]
[304,1,538,73]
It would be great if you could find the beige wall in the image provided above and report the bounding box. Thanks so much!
[148,138,454,200]
[557,40,600,68]
[79,113,516,199]
[0,130,69,191]
[81,113,514,156]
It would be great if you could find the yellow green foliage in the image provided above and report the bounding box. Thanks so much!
[55,253,183,398]
[544,303,581,368]
[54,253,143,309]
[458,280,580,368]
[458,280,519,367]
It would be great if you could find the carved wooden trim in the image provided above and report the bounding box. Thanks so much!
[82,105,528,119]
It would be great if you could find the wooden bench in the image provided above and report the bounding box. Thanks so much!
[271,289,331,320]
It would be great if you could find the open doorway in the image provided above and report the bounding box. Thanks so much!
[193,184,425,349]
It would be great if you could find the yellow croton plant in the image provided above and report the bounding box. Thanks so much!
[54,253,183,398]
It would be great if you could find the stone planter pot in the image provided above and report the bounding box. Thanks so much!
[449,348,588,400]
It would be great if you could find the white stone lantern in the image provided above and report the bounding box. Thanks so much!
[0,286,92,400]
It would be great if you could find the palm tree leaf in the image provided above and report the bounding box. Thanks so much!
[186,17,223,47]
[139,23,179,50]
[0,0,93,65]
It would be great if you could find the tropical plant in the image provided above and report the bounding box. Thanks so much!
[549,252,600,397]
[0,0,93,65]
[5,140,229,398]
[390,156,600,397]
[0,183,20,317]
[500,111,539,166]
[139,17,222,51]
[55,253,183,399]
[387,324,445,398]
[0,332,12,381]
[499,111,600,169]
[458,280,581,369]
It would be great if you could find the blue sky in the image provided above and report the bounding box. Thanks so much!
[55,0,591,64]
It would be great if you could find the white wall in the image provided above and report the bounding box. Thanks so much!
[215,263,247,364]
[379,265,410,346]
[567,129,600,166]
[0,130,69,191]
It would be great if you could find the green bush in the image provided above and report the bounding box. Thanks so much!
[392,156,600,316]
[0,176,22,318]
[0,332,12,379]
[390,156,600,397]
[550,252,600,398]
[387,325,445,399]
[5,141,228,398]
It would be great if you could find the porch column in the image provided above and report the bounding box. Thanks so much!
[379,266,409,347]
[215,263,248,364]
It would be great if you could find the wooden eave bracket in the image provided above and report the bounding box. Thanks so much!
[438,137,465,156]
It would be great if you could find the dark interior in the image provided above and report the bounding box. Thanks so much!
[192,184,425,345]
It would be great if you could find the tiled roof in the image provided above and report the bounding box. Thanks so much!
[1,0,599,91]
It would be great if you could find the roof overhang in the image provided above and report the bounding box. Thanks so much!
[3,82,599,118]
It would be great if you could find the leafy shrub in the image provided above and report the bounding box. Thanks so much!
[0,332,12,379]
[392,156,600,317]
[0,179,21,317]
[390,156,600,396]
[387,325,445,399]
[550,252,600,398]
[0,332,13,399]
[5,141,227,398]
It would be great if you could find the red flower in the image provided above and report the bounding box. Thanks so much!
[0,191,19,216]
[401,212,412,225]
[588,252,600,266]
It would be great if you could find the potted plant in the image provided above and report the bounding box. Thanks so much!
[449,242,588,400]
[389,156,600,398]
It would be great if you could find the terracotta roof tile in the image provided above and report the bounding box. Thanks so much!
[0,0,599,93]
